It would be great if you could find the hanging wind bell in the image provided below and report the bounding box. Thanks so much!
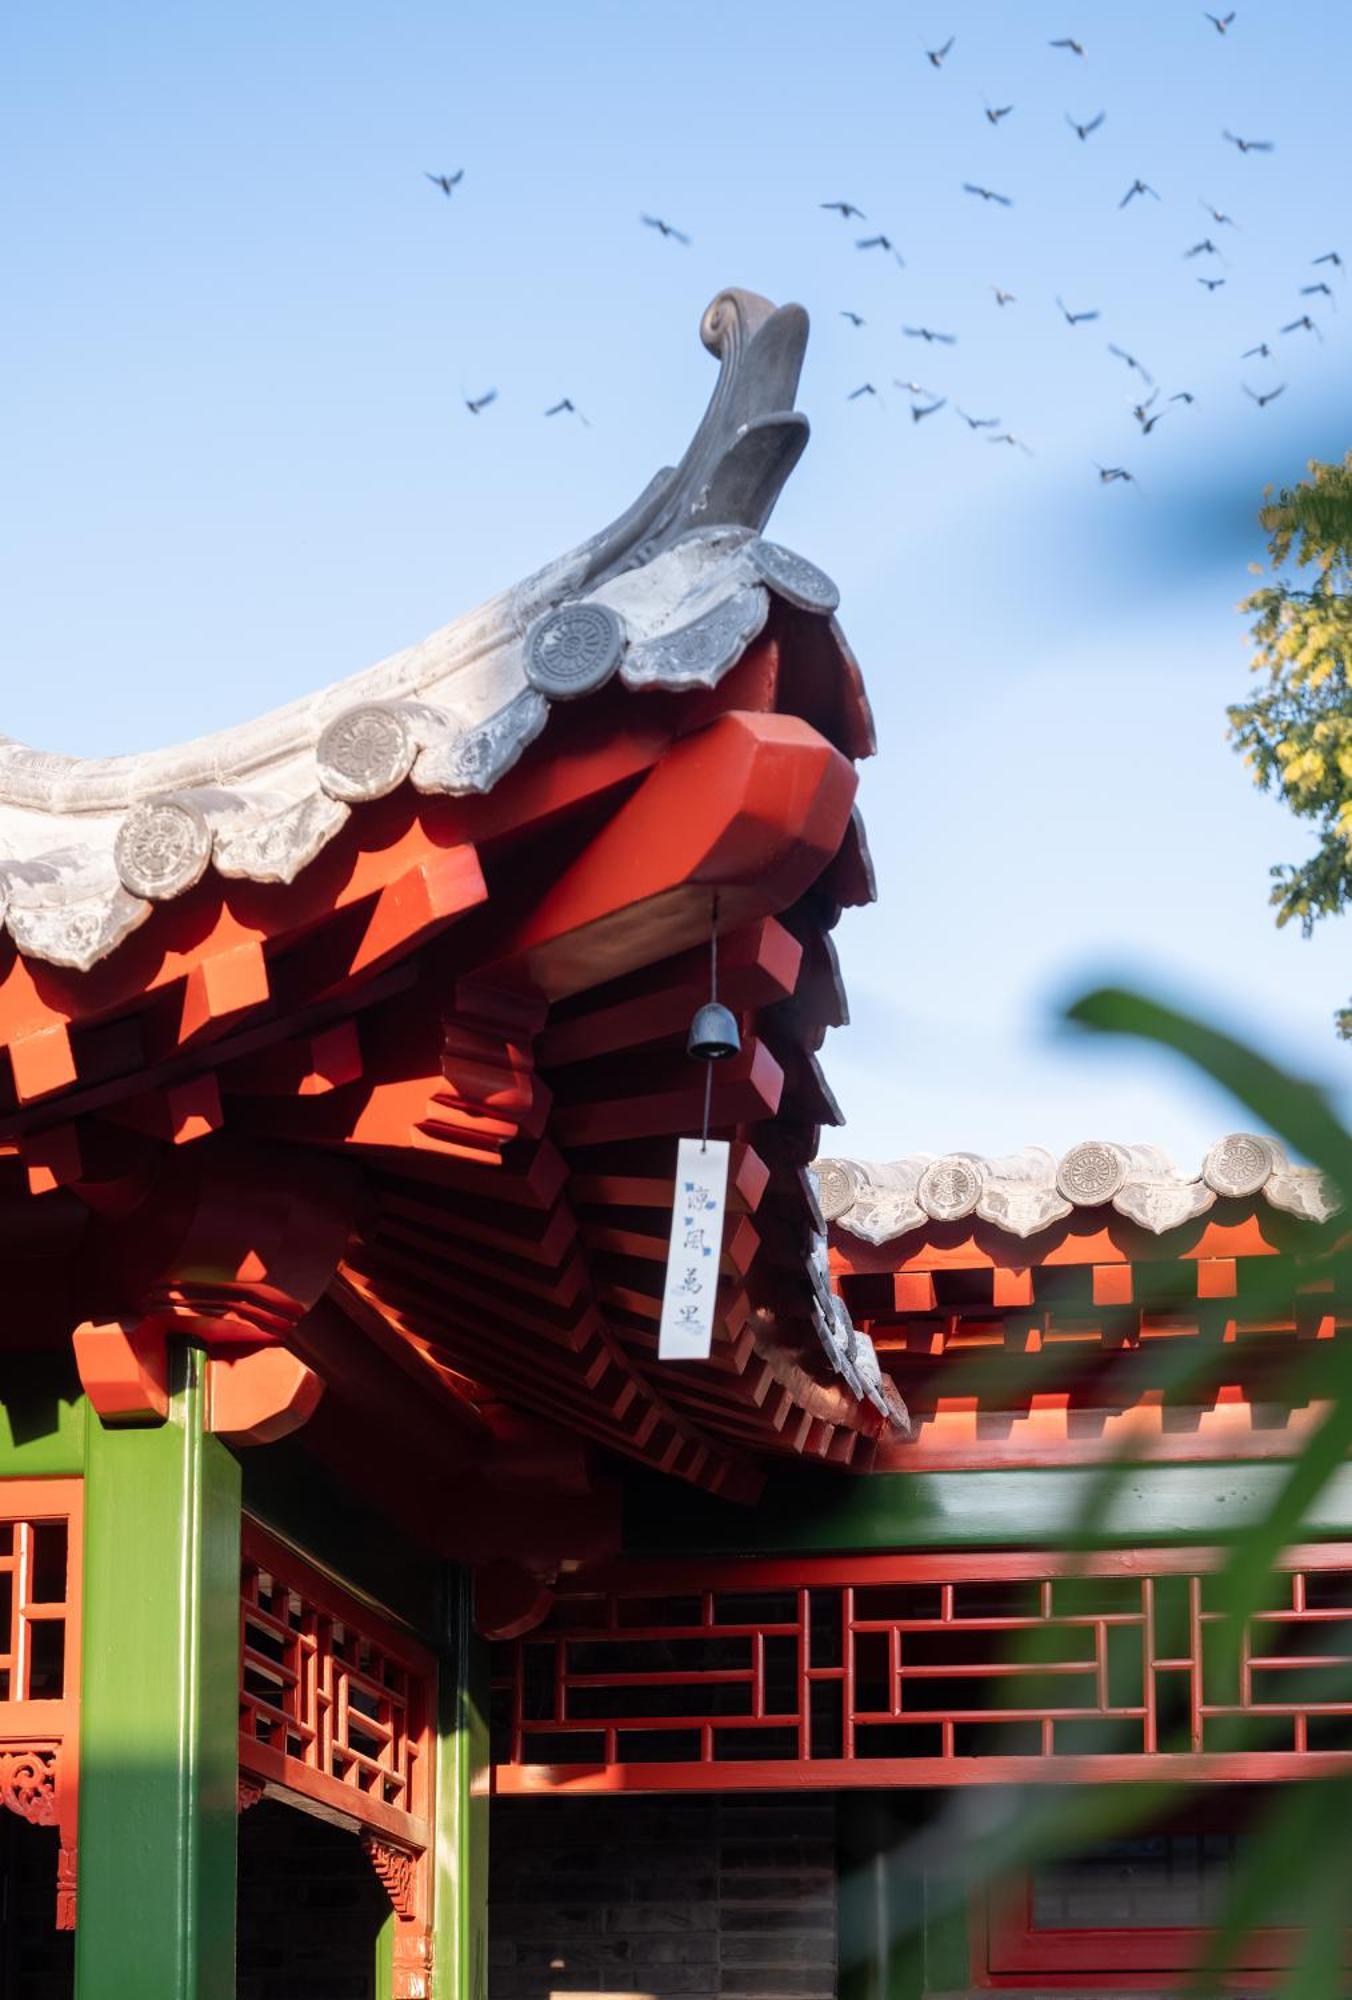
[658,899,738,1361]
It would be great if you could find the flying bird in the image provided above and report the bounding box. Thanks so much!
[1120,179,1160,207]
[1313,251,1343,269]
[963,183,1013,205]
[1057,296,1100,324]
[1097,464,1137,485]
[926,35,955,66]
[464,389,497,415]
[1170,391,1197,404]
[956,409,1000,429]
[1242,342,1272,358]
[1131,390,1159,423]
[641,214,691,242]
[1198,276,1227,291]
[1049,37,1085,55]
[1109,344,1155,384]
[544,398,589,424]
[1067,110,1106,140]
[1205,10,1236,30]
[848,383,880,400]
[1139,409,1168,436]
[857,234,905,263]
[425,170,464,196]
[1223,130,1273,153]
[989,432,1034,454]
[1281,314,1322,337]
[903,325,957,344]
[821,200,867,218]
[991,286,1017,305]
[1243,382,1285,407]
[1185,239,1220,257]
[911,397,947,421]
[895,380,939,396]
[1301,282,1334,300]
[1202,201,1238,225]
[840,310,866,326]
[985,103,1014,124]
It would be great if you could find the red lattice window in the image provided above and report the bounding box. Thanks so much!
[491,1545,1352,1792]
[240,1523,436,1997]
[239,1523,432,1843]
[0,1480,82,1930]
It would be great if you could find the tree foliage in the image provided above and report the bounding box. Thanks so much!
[1229,452,1352,1038]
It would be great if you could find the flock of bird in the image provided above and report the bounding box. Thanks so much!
[428,13,1339,489]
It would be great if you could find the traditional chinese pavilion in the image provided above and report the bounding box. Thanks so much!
[0,289,1345,2000]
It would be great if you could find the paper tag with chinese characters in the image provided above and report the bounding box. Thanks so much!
[658,1137,730,1360]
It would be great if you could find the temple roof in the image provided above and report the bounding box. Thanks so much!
[0,287,901,1517]
[814,1135,1342,1244]
[0,289,844,973]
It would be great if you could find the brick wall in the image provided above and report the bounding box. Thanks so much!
[237,1799,389,1999]
[489,1795,837,2000]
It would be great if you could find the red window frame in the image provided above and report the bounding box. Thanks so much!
[976,1873,1303,1987]
[0,1479,83,1930]
[972,1800,1351,1991]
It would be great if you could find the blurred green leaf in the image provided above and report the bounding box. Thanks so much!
[1196,1776,1352,1994]
[1066,986,1352,1191]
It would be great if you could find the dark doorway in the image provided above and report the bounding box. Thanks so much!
[237,1799,389,1999]
[0,1817,73,2000]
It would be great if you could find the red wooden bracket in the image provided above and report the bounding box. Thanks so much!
[206,1347,324,1446]
[71,1317,171,1424]
[360,1832,431,1997]
[73,1315,323,1443]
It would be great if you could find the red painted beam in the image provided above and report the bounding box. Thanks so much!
[491,711,858,999]
[536,920,803,1068]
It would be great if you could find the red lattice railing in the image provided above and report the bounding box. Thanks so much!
[239,1523,433,1844]
[490,1545,1352,1793]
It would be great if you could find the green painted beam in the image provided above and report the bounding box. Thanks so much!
[0,1355,85,1477]
[434,1568,490,2000]
[75,1347,241,2000]
[625,1462,1352,1557]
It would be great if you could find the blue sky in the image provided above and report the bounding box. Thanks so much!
[2,0,1349,1164]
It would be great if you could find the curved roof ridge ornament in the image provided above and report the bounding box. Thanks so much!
[513,288,810,608]
[0,290,828,970]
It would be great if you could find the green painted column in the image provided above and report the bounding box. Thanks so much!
[433,1568,490,2000]
[75,1344,241,2000]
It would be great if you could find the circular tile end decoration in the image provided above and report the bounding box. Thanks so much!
[317,704,415,803]
[814,1159,860,1223]
[524,602,626,699]
[114,798,213,901]
[918,1155,983,1222]
[1056,1140,1128,1207]
[1203,1132,1275,1199]
[748,539,841,616]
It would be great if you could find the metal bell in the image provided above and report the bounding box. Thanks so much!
[687,1001,740,1062]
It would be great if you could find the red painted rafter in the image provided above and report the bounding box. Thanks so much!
[0,624,878,1509]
